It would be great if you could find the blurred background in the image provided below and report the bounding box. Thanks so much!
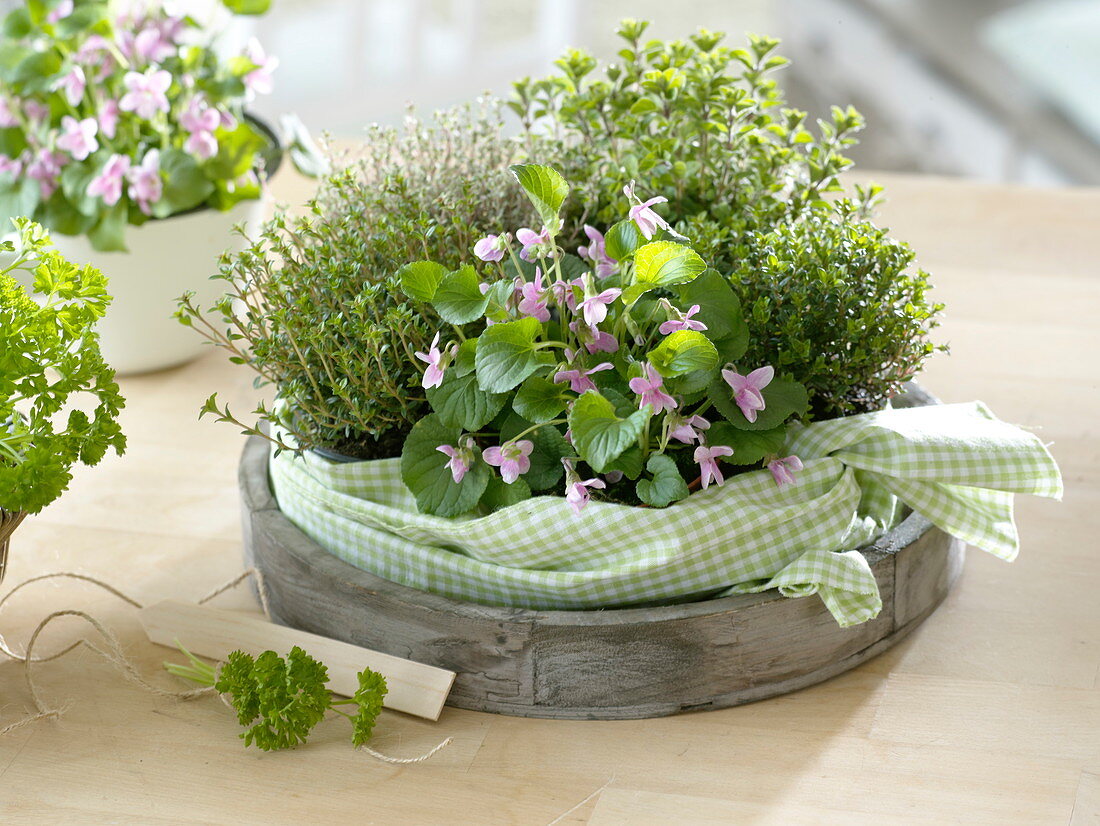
[237,0,1100,187]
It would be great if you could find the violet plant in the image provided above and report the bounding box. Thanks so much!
[0,0,280,251]
[399,164,810,517]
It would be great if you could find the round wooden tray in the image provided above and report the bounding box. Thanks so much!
[239,392,965,720]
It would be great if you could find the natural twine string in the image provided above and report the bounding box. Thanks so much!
[0,568,451,764]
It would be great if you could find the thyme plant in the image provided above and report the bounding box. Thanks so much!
[177,102,533,458]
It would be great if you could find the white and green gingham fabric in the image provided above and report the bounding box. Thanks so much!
[268,402,1062,626]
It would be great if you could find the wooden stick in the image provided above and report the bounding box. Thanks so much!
[139,600,455,721]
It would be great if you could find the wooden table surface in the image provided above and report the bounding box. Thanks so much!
[0,171,1097,825]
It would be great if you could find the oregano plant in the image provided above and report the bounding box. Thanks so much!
[513,20,943,416]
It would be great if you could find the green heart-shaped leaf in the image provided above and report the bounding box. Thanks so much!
[432,264,489,324]
[647,330,719,377]
[475,317,544,392]
[568,391,650,472]
[509,163,569,233]
[623,241,706,304]
[398,261,447,303]
[636,453,690,507]
[513,374,571,423]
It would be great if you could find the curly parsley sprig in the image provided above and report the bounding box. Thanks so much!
[0,218,126,515]
[166,643,389,751]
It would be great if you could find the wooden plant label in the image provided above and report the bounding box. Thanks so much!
[139,599,455,721]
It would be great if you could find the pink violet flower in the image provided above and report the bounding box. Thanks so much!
[694,445,735,489]
[517,267,551,322]
[0,99,17,128]
[569,321,619,355]
[474,233,508,262]
[721,365,774,424]
[577,287,621,326]
[768,455,804,487]
[243,38,278,98]
[86,153,130,205]
[549,277,583,312]
[56,116,99,161]
[26,149,67,199]
[554,350,614,394]
[577,224,617,278]
[23,100,48,124]
[414,332,446,389]
[132,26,176,64]
[483,440,534,484]
[668,414,711,444]
[180,96,220,134]
[624,180,672,240]
[98,99,121,139]
[628,362,678,415]
[126,149,162,214]
[0,155,21,178]
[55,65,86,107]
[516,226,551,262]
[562,459,607,515]
[565,476,606,515]
[47,0,73,23]
[185,130,218,160]
[436,436,477,484]
[659,303,708,335]
[119,68,171,120]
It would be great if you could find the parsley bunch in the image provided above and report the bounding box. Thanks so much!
[167,644,389,752]
[0,218,125,515]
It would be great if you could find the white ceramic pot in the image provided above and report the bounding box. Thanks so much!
[48,197,267,375]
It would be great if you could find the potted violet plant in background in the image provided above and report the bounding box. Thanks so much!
[0,0,301,374]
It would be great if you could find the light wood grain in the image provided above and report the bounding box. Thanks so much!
[138,600,456,720]
[0,170,1096,824]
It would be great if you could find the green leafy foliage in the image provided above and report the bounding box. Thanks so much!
[0,219,125,515]
[168,643,389,752]
[177,102,534,459]
[0,1,281,250]
[514,22,942,415]
[350,669,388,747]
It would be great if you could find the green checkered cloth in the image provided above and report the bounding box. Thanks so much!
[269,402,1062,626]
